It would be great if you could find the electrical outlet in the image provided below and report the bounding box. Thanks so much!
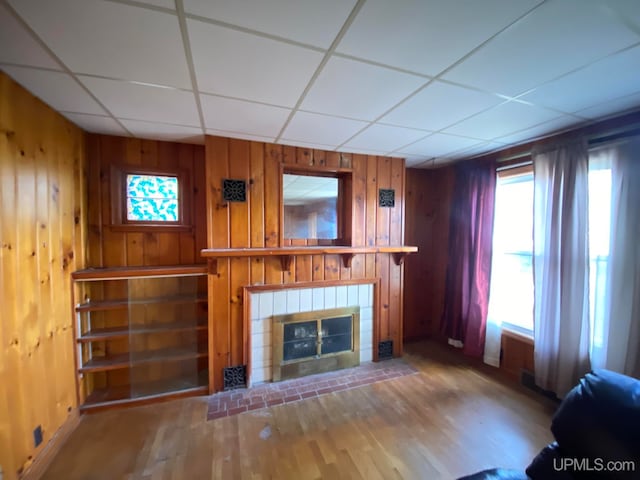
[33,425,43,447]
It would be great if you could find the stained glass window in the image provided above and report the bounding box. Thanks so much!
[126,174,179,222]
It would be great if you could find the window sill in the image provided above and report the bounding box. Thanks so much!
[501,325,534,345]
[109,224,194,233]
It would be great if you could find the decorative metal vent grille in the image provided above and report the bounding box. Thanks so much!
[379,189,395,207]
[222,179,247,202]
[378,340,394,360]
[223,365,247,390]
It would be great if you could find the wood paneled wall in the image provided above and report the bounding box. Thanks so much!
[85,134,206,268]
[0,72,86,479]
[404,166,455,341]
[205,136,406,392]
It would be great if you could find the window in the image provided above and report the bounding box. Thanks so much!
[487,167,534,335]
[110,165,192,230]
[126,174,179,222]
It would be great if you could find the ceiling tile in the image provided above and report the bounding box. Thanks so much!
[61,113,127,136]
[200,94,290,138]
[404,156,431,168]
[121,120,204,144]
[603,0,640,29]
[80,76,200,126]
[337,0,542,76]
[575,91,640,120]
[281,111,367,146]
[300,56,427,121]
[134,0,175,9]
[494,115,585,145]
[206,130,275,143]
[399,132,484,157]
[344,124,428,153]
[0,4,59,69]
[443,101,560,140]
[9,0,191,88]
[189,19,322,107]
[443,0,640,96]
[453,141,507,160]
[2,66,106,115]
[381,80,505,131]
[520,45,640,113]
[184,0,356,48]
[277,139,337,151]
[342,147,389,156]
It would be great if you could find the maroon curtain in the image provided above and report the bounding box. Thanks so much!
[441,161,496,357]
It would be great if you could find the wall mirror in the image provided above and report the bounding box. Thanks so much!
[283,173,339,241]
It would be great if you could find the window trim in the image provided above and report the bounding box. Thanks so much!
[110,164,193,232]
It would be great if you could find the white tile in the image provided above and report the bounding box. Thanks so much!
[343,124,429,153]
[189,19,322,106]
[399,132,483,157]
[251,367,267,384]
[360,348,372,363]
[575,91,640,120]
[361,307,373,325]
[361,330,373,346]
[443,0,639,96]
[61,113,127,136]
[347,285,359,306]
[273,291,287,315]
[200,94,290,138]
[299,288,313,312]
[119,120,204,144]
[80,76,200,127]
[286,289,300,314]
[494,115,582,146]
[301,56,427,121]
[337,0,542,76]
[520,45,640,114]
[259,292,273,318]
[11,0,191,88]
[282,111,367,146]
[206,129,274,143]
[251,346,271,368]
[324,287,337,309]
[381,81,505,131]
[336,286,348,308]
[184,0,356,48]
[0,4,59,69]
[358,284,370,307]
[2,66,106,115]
[251,317,270,336]
[312,288,324,310]
[442,101,560,141]
[250,294,260,320]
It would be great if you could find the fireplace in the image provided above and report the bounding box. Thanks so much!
[272,306,360,381]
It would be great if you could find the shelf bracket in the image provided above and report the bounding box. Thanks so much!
[392,252,408,266]
[340,253,355,268]
[280,255,293,272]
[207,258,218,275]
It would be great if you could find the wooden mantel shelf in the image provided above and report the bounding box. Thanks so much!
[200,246,418,273]
[72,264,208,281]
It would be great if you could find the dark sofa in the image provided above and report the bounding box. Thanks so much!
[459,369,640,480]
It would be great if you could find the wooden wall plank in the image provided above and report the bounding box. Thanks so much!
[0,72,86,480]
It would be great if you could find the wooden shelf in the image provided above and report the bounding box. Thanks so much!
[72,264,207,281]
[78,318,207,343]
[81,373,208,412]
[201,245,418,273]
[79,346,208,373]
[75,294,207,313]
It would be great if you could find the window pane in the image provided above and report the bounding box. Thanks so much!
[488,172,534,333]
[126,174,179,221]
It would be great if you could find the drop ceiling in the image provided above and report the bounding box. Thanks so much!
[1,0,640,167]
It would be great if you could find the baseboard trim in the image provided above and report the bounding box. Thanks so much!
[20,409,81,480]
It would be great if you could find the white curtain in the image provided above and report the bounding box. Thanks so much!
[532,138,591,397]
[589,137,640,377]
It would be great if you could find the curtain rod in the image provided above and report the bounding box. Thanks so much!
[496,122,640,164]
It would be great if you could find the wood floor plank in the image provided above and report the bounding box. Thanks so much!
[41,341,556,480]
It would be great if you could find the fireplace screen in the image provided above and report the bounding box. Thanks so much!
[272,307,360,381]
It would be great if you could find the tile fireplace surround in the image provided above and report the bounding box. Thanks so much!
[248,282,374,386]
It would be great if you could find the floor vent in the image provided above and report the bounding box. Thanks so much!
[378,340,393,360]
[223,365,247,390]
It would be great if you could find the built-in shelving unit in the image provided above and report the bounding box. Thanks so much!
[72,265,208,411]
[201,245,418,273]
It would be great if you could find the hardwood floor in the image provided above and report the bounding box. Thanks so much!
[42,341,556,480]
